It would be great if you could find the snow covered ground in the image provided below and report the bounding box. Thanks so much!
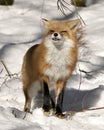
[0,0,104,130]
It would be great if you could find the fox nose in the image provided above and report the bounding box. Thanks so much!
[54,33,58,37]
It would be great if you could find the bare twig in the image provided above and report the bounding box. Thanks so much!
[0,60,20,78]
[66,106,104,117]
[57,0,73,15]
[57,0,86,26]
[0,76,9,91]
[0,60,12,78]
[0,60,20,90]
[79,69,104,79]
[72,0,86,25]
[77,107,104,113]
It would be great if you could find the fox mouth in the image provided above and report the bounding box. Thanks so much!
[52,37,61,41]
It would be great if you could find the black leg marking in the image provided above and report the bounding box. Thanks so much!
[56,88,64,115]
[42,81,51,112]
[50,96,55,109]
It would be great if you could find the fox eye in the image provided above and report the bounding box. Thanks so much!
[61,30,67,33]
[49,30,55,33]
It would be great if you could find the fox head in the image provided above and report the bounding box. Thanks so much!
[42,19,81,49]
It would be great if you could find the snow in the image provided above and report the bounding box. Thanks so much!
[0,0,104,130]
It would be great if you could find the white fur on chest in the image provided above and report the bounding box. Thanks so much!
[44,38,75,81]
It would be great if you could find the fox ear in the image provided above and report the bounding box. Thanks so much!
[69,19,81,31]
[42,18,49,27]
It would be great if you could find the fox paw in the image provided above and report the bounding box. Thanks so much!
[55,113,65,119]
[43,108,55,116]
[24,107,32,114]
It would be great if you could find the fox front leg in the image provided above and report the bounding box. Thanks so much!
[42,81,55,116]
[55,80,66,118]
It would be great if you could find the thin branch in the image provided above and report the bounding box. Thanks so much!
[72,0,86,25]
[0,60,20,79]
[57,0,73,16]
[74,107,104,113]
[79,69,104,79]
[66,106,104,119]
[0,76,9,91]
[0,60,20,91]
[57,0,86,25]
[0,60,12,78]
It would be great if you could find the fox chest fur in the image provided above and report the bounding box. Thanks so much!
[42,38,77,81]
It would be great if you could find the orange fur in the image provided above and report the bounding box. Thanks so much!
[21,19,81,115]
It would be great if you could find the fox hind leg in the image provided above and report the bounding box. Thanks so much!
[23,87,32,113]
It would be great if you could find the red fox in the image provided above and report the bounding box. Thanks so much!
[21,19,81,118]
